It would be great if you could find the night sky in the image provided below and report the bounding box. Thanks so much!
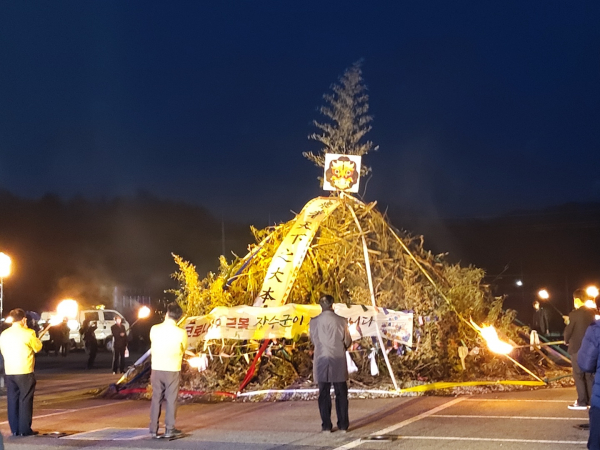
[1,2,599,224]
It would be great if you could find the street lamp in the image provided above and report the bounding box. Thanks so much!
[0,252,12,320]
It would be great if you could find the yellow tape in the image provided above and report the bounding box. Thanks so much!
[236,379,548,398]
[397,380,546,393]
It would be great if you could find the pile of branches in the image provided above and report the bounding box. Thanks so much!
[169,196,553,393]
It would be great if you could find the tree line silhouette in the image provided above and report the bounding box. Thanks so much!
[0,189,252,313]
[0,187,598,329]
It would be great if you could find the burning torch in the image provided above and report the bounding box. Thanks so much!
[39,299,79,339]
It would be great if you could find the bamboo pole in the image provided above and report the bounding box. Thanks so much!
[346,194,546,386]
[343,195,399,391]
[504,354,545,383]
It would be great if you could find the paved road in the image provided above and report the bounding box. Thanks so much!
[0,351,590,449]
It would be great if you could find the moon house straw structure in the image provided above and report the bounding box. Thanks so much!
[114,63,559,398]
[112,187,551,399]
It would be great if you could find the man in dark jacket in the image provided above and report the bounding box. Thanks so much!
[532,300,550,335]
[58,318,70,357]
[111,316,128,374]
[565,289,597,410]
[48,324,61,356]
[577,297,600,449]
[309,294,352,432]
[81,320,98,370]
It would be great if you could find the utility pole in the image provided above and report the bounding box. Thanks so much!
[565,274,570,312]
[221,217,226,257]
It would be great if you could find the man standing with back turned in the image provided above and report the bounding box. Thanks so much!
[149,302,187,439]
[310,294,352,432]
[0,308,43,436]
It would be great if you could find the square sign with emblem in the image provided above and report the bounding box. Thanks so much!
[323,154,362,193]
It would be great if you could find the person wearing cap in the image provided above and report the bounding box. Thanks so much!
[149,302,187,439]
[0,308,43,436]
[309,294,352,433]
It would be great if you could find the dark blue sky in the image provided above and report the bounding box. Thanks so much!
[1,1,599,223]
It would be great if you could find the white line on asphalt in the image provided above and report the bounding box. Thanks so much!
[433,414,585,420]
[332,397,466,450]
[0,401,133,425]
[397,435,586,445]
[61,426,149,440]
[465,398,570,402]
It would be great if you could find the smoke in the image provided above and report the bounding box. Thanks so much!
[51,267,116,310]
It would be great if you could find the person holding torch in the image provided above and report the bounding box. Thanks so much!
[0,308,43,436]
[532,300,550,336]
[111,316,128,374]
[565,289,597,410]
[577,296,600,449]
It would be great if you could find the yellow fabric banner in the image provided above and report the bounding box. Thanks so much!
[253,197,341,308]
[183,303,413,348]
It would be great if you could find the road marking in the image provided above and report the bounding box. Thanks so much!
[397,435,585,444]
[61,427,149,440]
[0,401,132,425]
[465,398,570,402]
[332,397,465,449]
[433,414,585,420]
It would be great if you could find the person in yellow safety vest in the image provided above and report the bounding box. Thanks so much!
[149,303,187,439]
[0,308,43,436]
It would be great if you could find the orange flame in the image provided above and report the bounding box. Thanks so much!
[471,320,513,355]
[187,354,209,372]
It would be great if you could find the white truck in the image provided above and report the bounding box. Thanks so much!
[39,309,130,351]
